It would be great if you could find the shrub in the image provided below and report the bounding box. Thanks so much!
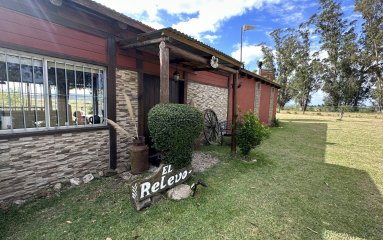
[236,111,270,156]
[148,104,203,169]
[270,118,280,127]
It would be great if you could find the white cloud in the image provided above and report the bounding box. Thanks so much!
[202,34,220,44]
[231,43,264,68]
[94,0,282,40]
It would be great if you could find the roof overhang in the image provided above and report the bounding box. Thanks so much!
[119,28,242,76]
[240,69,281,89]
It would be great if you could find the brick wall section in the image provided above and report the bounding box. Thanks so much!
[115,69,138,164]
[0,130,109,202]
[187,81,228,122]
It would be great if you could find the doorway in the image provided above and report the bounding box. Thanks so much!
[142,74,184,157]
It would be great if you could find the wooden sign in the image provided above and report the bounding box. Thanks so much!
[130,164,192,202]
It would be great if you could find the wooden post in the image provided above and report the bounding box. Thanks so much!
[159,41,169,103]
[107,36,117,169]
[136,49,144,136]
[231,72,238,154]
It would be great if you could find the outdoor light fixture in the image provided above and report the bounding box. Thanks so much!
[240,24,256,68]
[173,64,182,81]
[173,69,181,81]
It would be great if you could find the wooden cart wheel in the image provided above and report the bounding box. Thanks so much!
[203,109,222,145]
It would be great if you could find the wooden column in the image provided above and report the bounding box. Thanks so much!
[159,41,169,103]
[231,72,239,154]
[136,50,144,136]
[107,36,117,169]
[183,72,188,104]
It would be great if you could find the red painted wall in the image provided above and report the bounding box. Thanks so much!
[188,71,227,88]
[259,84,271,124]
[237,76,255,117]
[0,7,107,63]
[228,77,256,122]
[116,48,136,69]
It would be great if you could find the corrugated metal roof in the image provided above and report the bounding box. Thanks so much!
[70,1,280,88]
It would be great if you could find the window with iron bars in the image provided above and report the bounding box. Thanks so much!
[0,48,107,133]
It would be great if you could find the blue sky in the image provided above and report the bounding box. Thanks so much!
[94,0,363,105]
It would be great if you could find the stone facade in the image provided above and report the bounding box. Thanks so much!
[0,130,109,202]
[187,81,228,122]
[115,69,139,165]
[254,82,261,116]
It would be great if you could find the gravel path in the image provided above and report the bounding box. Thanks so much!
[191,151,220,172]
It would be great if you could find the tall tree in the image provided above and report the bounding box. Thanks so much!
[315,0,346,110]
[356,0,383,111]
[315,0,368,114]
[292,22,322,113]
[269,29,299,110]
[260,45,276,77]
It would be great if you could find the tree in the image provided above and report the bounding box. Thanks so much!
[269,29,299,110]
[356,0,383,112]
[292,21,322,113]
[259,45,276,77]
[315,0,368,115]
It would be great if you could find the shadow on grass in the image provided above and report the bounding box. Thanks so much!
[0,121,382,239]
[267,121,383,239]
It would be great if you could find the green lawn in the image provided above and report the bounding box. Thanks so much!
[1,113,382,239]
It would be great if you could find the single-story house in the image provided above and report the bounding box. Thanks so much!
[0,0,280,203]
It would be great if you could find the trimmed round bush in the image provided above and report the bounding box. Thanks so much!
[148,104,203,169]
[236,111,270,155]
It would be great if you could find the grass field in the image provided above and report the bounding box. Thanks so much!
[1,113,382,239]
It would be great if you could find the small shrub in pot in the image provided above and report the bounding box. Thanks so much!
[148,104,203,169]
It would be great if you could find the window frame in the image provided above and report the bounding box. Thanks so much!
[0,48,107,135]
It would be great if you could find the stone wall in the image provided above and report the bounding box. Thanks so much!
[0,130,109,203]
[254,82,261,116]
[268,87,275,124]
[187,81,228,122]
[115,69,139,165]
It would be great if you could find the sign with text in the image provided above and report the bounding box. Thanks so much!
[130,164,192,202]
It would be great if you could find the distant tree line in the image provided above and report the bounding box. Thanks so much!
[259,0,382,114]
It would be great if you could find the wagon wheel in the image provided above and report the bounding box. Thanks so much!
[203,109,222,145]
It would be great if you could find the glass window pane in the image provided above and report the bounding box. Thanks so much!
[75,66,85,125]
[33,59,45,128]
[67,64,76,126]
[48,61,58,127]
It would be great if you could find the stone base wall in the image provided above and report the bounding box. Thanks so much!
[0,130,109,203]
[187,82,228,122]
[115,69,138,165]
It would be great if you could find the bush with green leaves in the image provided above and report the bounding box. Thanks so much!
[236,111,270,155]
[148,104,203,169]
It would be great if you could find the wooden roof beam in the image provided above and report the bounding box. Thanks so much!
[167,44,238,74]
[120,37,170,49]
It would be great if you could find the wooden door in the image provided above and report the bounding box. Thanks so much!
[142,74,184,156]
